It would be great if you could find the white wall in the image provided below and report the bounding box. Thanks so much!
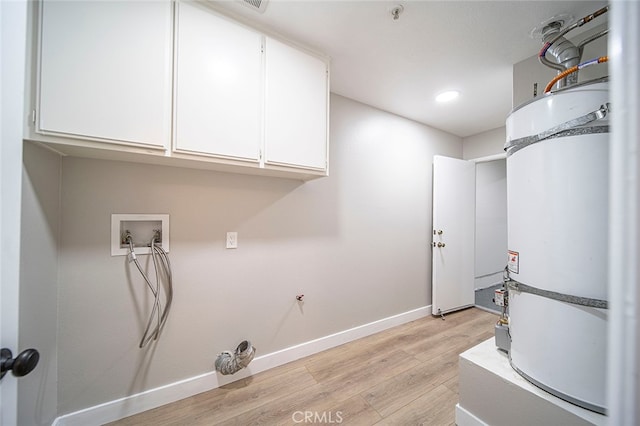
[462,127,506,160]
[19,142,60,425]
[21,94,463,416]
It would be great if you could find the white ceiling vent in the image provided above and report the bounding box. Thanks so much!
[237,0,268,14]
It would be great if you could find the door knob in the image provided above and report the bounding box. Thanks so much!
[1,348,39,379]
[437,230,443,235]
[437,242,446,248]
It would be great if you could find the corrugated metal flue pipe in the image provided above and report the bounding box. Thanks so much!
[542,22,581,89]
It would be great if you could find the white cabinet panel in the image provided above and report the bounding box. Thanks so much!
[38,0,172,148]
[174,2,262,161]
[33,1,328,180]
[265,38,328,171]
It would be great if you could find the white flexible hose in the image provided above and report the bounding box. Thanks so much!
[127,235,173,348]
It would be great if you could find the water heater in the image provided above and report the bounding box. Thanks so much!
[505,78,609,414]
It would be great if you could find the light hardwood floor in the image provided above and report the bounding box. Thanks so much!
[107,307,497,426]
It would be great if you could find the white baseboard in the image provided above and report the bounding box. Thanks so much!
[53,305,430,426]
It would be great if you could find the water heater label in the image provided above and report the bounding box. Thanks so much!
[508,250,519,274]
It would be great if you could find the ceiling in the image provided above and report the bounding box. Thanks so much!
[210,0,608,138]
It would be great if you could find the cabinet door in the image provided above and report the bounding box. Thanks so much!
[265,38,328,171]
[175,2,262,161]
[38,0,172,148]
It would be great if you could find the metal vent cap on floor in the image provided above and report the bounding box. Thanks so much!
[237,0,268,13]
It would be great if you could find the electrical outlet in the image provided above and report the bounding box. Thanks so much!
[226,232,238,249]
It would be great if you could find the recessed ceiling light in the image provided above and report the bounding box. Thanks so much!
[435,90,460,103]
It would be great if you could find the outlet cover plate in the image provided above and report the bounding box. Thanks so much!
[226,232,238,249]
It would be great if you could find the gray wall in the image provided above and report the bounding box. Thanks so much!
[18,94,462,416]
[19,142,61,425]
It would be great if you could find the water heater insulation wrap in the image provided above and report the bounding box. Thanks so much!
[505,80,609,414]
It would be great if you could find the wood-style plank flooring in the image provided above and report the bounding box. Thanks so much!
[107,307,497,426]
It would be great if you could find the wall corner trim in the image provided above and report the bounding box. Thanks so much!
[52,305,430,426]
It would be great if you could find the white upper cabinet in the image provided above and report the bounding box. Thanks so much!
[33,1,329,179]
[264,37,328,171]
[38,0,172,148]
[174,2,262,162]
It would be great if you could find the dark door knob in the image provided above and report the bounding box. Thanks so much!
[0,348,39,379]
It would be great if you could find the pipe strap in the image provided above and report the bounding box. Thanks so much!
[506,279,608,309]
[505,103,610,156]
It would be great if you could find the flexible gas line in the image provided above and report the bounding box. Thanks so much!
[544,56,608,93]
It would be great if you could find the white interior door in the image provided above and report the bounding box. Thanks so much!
[432,155,476,316]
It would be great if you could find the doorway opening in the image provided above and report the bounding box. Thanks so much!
[473,157,507,314]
